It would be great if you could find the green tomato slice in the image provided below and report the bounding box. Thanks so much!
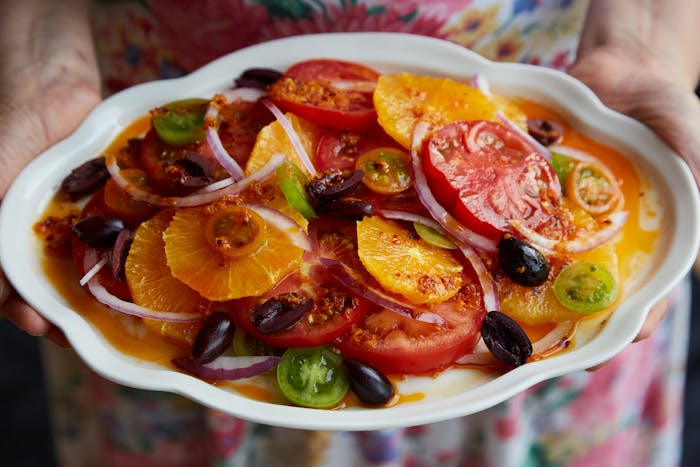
[553,262,619,314]
[550,151,577,187]
[413,222,457,249]
[276,161,316,219]
[277,346,349,408]
[233,327,278,357]
[152,98,208,146]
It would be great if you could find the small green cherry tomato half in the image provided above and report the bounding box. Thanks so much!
[276,161,317,219]
[413,222,457,249]
[151,98,208,146]
[277,346,349,408]
[355,147,412,194]
[550,151,577,187]
[553,262,619,314]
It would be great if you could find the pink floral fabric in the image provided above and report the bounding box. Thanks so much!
[42,1,688,465]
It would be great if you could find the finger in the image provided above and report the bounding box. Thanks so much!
[0,267,11,307]
[633,297,669,342]
[2,295,53,337]
[45,326,70,348]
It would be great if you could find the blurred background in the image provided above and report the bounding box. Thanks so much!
[1,274,698,466]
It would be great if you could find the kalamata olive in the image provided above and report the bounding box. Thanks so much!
[307,170,364,205]
[192,311,236,364]
[480,311,532,367]
[72,214,125,248]
[252,293,313,334]
[163,151,215,188]
[497,233,550,287]
[527,118,564,146]
[344,358,395,405]
[60,157,110,199]
[315,198,374,219]
[234,68,283,89]
[109,229,134,281]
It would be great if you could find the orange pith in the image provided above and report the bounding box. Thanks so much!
[373,73,527,149]
[163,204,304,301]
[356,216,463,305]
[124,210,210,346]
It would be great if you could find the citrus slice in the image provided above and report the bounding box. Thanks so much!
[244,112,322,176]
[125,210,210,346]
[163,205,304,301]
[374,73,526,149]
[356,216,463,304]
[499,203,620,325]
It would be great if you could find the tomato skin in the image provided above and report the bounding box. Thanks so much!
[424,121,561,240]
[230,267,373,348]
[315,124,400,173]
[268,59,379,131]
[336,281,486,375]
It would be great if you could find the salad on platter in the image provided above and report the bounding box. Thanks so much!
[34,57,659,410]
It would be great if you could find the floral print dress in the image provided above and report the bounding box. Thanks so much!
[42,1,689,466]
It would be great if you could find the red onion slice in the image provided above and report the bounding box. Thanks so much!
[173,355,281,380]
[105,152,285,207]
[496,110,553,162]
[509,211,629,254]
[378,209,445,233]
[456,243,500,313]
[548,144,597,162]
[245,203,312,252]
[329,80,377,93]
[470,73,491,96]
[79,255,108,286]
[318,257,445,325]
[409,121,497,253]
[261,98,317,176]
[204,88,265,180]
[530,321,576,358]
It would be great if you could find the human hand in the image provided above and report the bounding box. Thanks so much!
[0,0,101,345]
[568,47,700,345]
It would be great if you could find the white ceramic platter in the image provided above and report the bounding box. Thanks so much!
[1,33,698,430]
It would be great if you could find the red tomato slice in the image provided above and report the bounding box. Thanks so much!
[315,123,400,173]
[335,278,485,375]
[230,265,372,348]
[424,121,561,239]
[217,98,274,168]
[267,59,379,131]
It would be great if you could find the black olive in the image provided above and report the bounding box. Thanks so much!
[60,158,110,200]
[234,68,283,89]
[307,170,364,205]
[527,118,564,146]
[344,358,395,405]
[163,151,215,188]
[497,233,550,287]
[72,214,125,248]
[314,198,374,219]
[192,311,236,364]
[252,293,313,334]
[480,311,532,367]
[109,229,134,281]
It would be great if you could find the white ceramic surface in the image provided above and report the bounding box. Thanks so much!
[1,33,698,430]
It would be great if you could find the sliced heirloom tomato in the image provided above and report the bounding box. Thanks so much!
[315,123,401,173]
[267,59,379,131]
[335,278,486,375]
[424,120,562,240]
[230,266,373,348]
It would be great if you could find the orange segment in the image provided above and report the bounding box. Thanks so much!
[244,112,322,176]
[125,210,210,346]
[374,73,526,149]
[163,205,304,301]
[356,216,463,304]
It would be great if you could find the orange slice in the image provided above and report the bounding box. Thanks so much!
[356,216,463,304]
[244,112,322,176]
[125,210,210,346]
[373,73,526,149]
[163,205,304,301]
